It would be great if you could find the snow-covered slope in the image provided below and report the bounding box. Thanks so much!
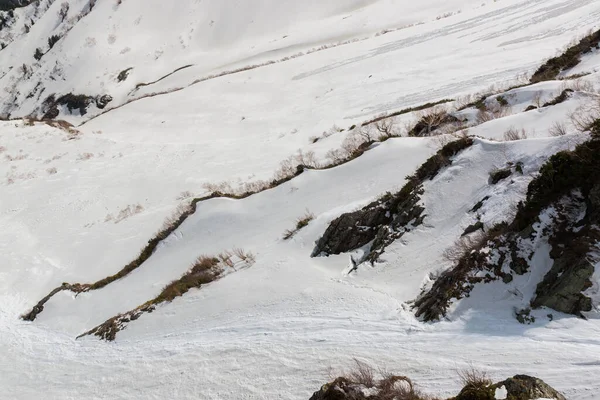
[2,1,600,399]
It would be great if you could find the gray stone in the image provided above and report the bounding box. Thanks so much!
[532,252,594,315]
[494,375,566,400]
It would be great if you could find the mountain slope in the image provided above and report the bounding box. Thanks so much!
[1,1,600,399]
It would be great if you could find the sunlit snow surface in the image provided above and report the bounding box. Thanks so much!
[1,0,600,399]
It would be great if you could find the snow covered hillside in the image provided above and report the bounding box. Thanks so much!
[1,1,600,399]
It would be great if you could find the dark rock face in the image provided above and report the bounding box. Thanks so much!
[311,197,393,256]
[0,0,33,11]
[532,253,594,315]
[312,138,474,261]
[489,168,512,184]
[42,93,112,119]
[495,375,566,400]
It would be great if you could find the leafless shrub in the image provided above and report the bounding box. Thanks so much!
[341,130,368,155]
[503,126,528,141]
[533,91,544,108]
[413,106,449,136]
[114,204,144,223]
[560,77,596,93]
[0,146,6,153]
[443,231,487,263]
[336,360,431,400]
[458,366,493,390]
[46,167,57,175]
[374,119,399,139]
[475,103,511,124]
[217,251,234,268]
[549,121,568,137]
[176,191,194,200]
[569,98,600,133]
[232,248,255,264]
[294,149,320,168]
[347,359,376,388]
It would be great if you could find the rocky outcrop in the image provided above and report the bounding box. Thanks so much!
[0,0,32,11]
[311,195,394,257]
[532,251,594,315]
[494,375,566,400]
[42,93,113,119]
[532,183,600,316]
[312,138,474,261]
[414,137,600,322]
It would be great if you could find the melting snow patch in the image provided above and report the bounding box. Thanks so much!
[495,385,508,399]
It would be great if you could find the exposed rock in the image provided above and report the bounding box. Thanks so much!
[41,92,112,119]
[0,0,33,11]
[117,68,133,82]
[312,138,474,260]
[542,89,573,107]
[489,168,512,184]
[470,196,490,213]
[311,195,393,256]
[462,221,484,237]
[494,375,566,400]
[515,307,536,324]
[96,94,113,109]
[532,251,594,315]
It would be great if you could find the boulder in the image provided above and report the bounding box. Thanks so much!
[531,252,594,315]
[494,375,566,400]
[311,197,392,256]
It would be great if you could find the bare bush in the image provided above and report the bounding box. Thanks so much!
[347,359,376,388]
[294,149,320,168]
[58,2,69,21]
[374,119,399,139]
[413,106,450,136]
[232,248,255,264]
[532,91,544,108]
[334,360,430,400]
[549,121,568,137]
[176,191,194,200]
[503,126,528,141]
[570,98,600,133]
[443,231,488,263]
[458,367,493,390]
[560,77,596,93]
[475,103,511,124]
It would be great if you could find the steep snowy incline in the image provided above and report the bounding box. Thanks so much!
[0,0,486,119]
[2,1,600,399]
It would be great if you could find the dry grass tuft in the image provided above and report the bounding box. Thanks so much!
[283,210,316,240]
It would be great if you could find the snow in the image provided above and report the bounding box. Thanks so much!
[1,0,600,399]
[495,385,508,400]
